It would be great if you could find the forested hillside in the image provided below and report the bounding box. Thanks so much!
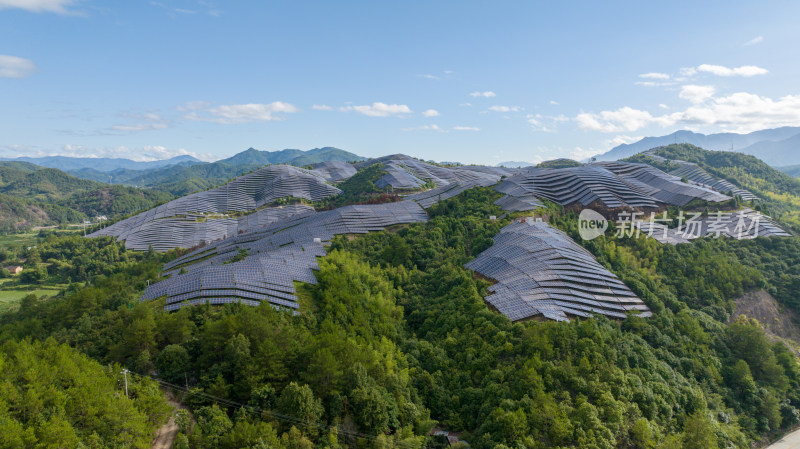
[0,193,85,232]
[0,339,169,448]
[0,163,173,232]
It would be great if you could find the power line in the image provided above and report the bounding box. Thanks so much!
[124,371,431,449]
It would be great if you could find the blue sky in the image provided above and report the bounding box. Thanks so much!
[2,0,799,164]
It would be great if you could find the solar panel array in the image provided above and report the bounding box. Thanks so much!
[354,155,511,208]
[93,204,314,252]
[493,194,544,212]
[460,165,521,178]
[495,165,662,209]
[359,155,503,192]
[642,151,758,200]
[404,178,498,209]
[375,163,428,189]
[466,221,650,321]
[310,161,357,182]
[141,201,428,311]
[593,161,730,206]
[637,208,791,245]
[465,220,650,322]
[89,165,341,251]
[668,163,759,201]
[493,161,733,210]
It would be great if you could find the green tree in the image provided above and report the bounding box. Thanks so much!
[682,410,718,449]
[277,383,323,432]
[156,344,190,384]
[195,405,233,448]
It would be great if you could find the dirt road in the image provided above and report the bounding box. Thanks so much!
[151,398,183,449]
[766,428,800,449]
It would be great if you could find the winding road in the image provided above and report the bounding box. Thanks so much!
[766,428,800,449]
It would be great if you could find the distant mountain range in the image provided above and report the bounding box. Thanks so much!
[218,147,362,167]
[595,127,800,166]
[497,161,534,168]
[0,154,202,172]
[0,147,364,230]
[4,147,364,196]
[778,165,800,178]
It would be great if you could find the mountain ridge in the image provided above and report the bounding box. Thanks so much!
[0,154,202,172]
[62,146,366,196]
[596,127,800,165]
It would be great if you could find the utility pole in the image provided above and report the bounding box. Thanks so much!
[122,369,129,398]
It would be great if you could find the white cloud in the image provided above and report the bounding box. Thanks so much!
[569,146,602,161]
[177,101,209,111]
[679,85,716,104]
[635,81,660,87]
[312,104,334,111]
[459,102,472,107]
[527,114,568,132]
[422,109,439,117]
[659,104,669,109]
[421,74,440,80]
[576,107,667,133]
[697,64,768,77]
[340,102,411,117]
[549,100,559,105]
[150,1,218,17]
[744,36,764,46]
[672,92,800,132]
[402,124,443,132]
[679,67,698,77]
[186,102,299,124]
[139,145,214,161]
[453,126,480,131]
[639,72,670,80]
[110,123,168,132]
[488,105,521,112]
[576,91,800,134]
[0,55,36,78]
[0,0,76,13]
[0,144,214,162]
[469,91,496,98]
[606,135,643,147]
[108,112,170,133]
